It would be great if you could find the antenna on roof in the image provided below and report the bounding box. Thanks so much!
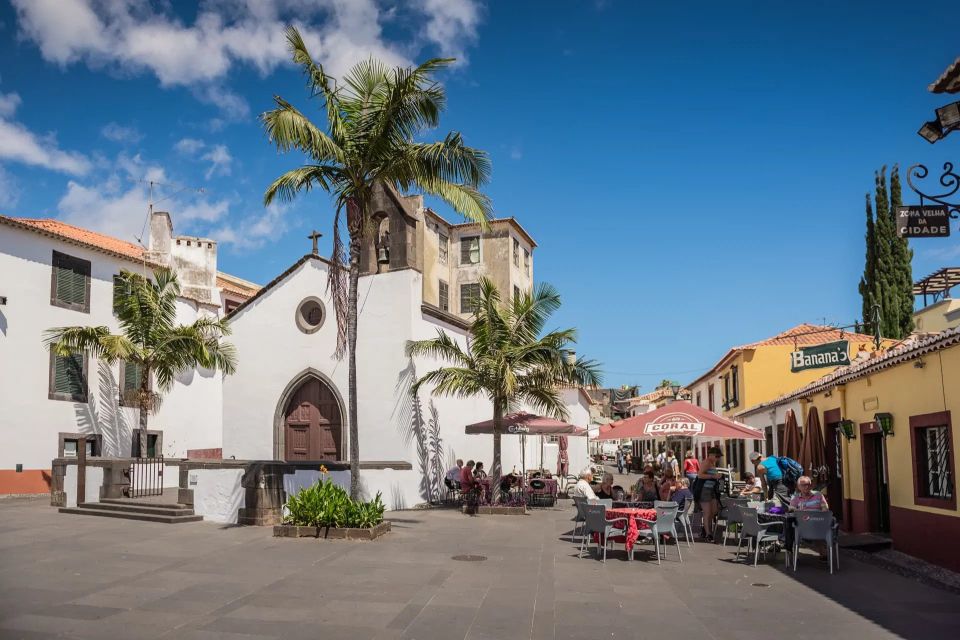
[134,178,206,247]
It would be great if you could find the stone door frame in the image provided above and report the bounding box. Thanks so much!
[272,368,348,461]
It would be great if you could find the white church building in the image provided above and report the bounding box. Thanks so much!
[0,185,591,514]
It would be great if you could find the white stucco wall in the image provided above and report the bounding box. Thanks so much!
[189,468,245,523]
[0,226,223,476]
[61,465,103,507]
[222,259,586,508]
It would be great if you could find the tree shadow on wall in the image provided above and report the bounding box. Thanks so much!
[396,360,453,505]
[72,361,133,457]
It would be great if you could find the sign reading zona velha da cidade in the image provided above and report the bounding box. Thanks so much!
[790,340,850,372]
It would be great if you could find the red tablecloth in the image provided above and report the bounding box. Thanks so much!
[591,507,656,553]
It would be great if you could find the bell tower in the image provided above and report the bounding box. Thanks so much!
[359,182,422,275]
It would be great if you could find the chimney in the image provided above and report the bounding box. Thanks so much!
[148,210,173,258]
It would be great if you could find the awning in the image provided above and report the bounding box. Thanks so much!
[464,412,588,436]
[595,401,763,440]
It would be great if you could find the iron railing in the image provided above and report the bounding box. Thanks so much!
[128,456,164,498]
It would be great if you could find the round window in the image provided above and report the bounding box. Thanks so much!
[295,297,325,334]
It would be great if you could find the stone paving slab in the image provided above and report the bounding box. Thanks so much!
[0,496,959,639]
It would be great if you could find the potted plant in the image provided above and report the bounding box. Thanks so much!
[274,467,390,540]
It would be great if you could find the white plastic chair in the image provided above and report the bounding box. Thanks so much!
[636,503,682,564]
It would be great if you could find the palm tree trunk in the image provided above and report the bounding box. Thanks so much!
[138,367,149,458]
[347,207,362,500]
[491,397,503,504]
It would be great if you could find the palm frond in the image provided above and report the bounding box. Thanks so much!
[285,26,346,145]
[43,326,131,363]
[261,97,345,164]
[264,165,342,205]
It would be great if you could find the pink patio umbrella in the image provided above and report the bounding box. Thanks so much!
[557,435,569,477]
[464,412,588,436]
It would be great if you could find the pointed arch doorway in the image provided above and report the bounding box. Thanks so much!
[276,373,344,461]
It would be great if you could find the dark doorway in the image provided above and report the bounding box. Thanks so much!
[824,418,845,526]
[283,377,342,461]
[861,429,890,533]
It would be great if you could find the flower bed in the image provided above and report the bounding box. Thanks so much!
[273,468,389,541]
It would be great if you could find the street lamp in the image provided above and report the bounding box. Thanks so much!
[874,412,894,437]
[670,383,681,399]
[918,100,960,143]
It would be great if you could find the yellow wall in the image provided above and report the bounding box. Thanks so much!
[802,343,959,519]
[913,299,960,333]
[719,341,880,418]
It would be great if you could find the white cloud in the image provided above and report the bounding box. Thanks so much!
[0,115,90,175]
[57,178,153,242]
[11,0,485,118]
[0,167,21,209]
[174,137,205,155]
[509,146,523,160]
[214,204,290,250]
[101,121,143,143]
[416,0,482,63]
[0,91,21,118]
[202,144,232,180]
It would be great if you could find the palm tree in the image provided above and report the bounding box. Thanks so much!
[406,278,601,499]
[44,268,237,457]
[262,27,491,499]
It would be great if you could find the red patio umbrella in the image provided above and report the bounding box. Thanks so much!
[782,408,802,461]
[798,406,827,486]
[595,401,762,441]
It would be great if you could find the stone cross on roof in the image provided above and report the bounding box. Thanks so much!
[307,230,322,255]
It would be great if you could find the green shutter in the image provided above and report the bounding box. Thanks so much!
[53,253,89,308]
[124,361,140,393]
[54,354,85,399]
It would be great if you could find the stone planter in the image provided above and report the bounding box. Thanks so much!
[273,521,391,540]
[463,505,527,516]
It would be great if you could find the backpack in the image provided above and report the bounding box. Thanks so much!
[776,456,804,488]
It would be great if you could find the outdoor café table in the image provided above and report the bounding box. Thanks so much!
[525,478,558,505]
[599,507,657,556]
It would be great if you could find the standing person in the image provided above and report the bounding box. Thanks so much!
[683,450,700,485]
[656,447,667,470]
[749,451,787,501]
[625,452,633,473]
[664,449,680,476]
[695,447,724,541]
[643,450,655,467]
[616,450,625,474]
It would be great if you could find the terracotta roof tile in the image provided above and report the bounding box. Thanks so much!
[737,323,878,349]
[930,56,960,94]
[4,216,147,261]
[2,215,258,300]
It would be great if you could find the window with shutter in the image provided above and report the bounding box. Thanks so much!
[120,360,146,407]
[49,351,87,402]
[460,283,480,314]
[460,236,480,265]
[51,251,91,313]
[438,280,449,312]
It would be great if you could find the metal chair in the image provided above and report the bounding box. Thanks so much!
[443,478,462,505]
[675,498,695,548]
[571,497,587,544]
[636,503,682,564]
[793,511,838,575]
[719,497,750,546]
[580,504,628,562]
[738,507,783,566]
[528,479,547,508]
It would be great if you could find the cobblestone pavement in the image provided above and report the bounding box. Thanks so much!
[1,495,957,639]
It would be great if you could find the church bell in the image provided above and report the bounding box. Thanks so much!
[377,246,390,264]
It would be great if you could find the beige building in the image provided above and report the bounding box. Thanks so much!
[359,183,536,322]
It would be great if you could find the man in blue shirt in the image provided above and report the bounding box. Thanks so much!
[749,451,788,501]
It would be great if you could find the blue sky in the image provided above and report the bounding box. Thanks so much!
[1,1,958,389]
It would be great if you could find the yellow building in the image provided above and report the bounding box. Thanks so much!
[687,324,890,471]
[750,327,960,572]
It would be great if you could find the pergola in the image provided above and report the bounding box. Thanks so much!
[913,267,960,306]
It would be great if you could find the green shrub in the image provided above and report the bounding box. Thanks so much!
[284,477,385,529]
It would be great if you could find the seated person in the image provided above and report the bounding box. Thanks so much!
[789,475,830,560]
[568,468,598,501]
[445,459,463,487]
[672,478,695,511]
[460,460,476,493]
[789,476,829,512]
[632,471,660,503]
[658,469,679,501]
[595,473,616,500]
[739,471,764,497]
[474,462,487,479]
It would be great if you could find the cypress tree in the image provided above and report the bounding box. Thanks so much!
[873,167,897,338]
[889,165,914,336]
[859,193,877,328]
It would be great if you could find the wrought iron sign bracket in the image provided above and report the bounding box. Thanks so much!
[907,162,960,225]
